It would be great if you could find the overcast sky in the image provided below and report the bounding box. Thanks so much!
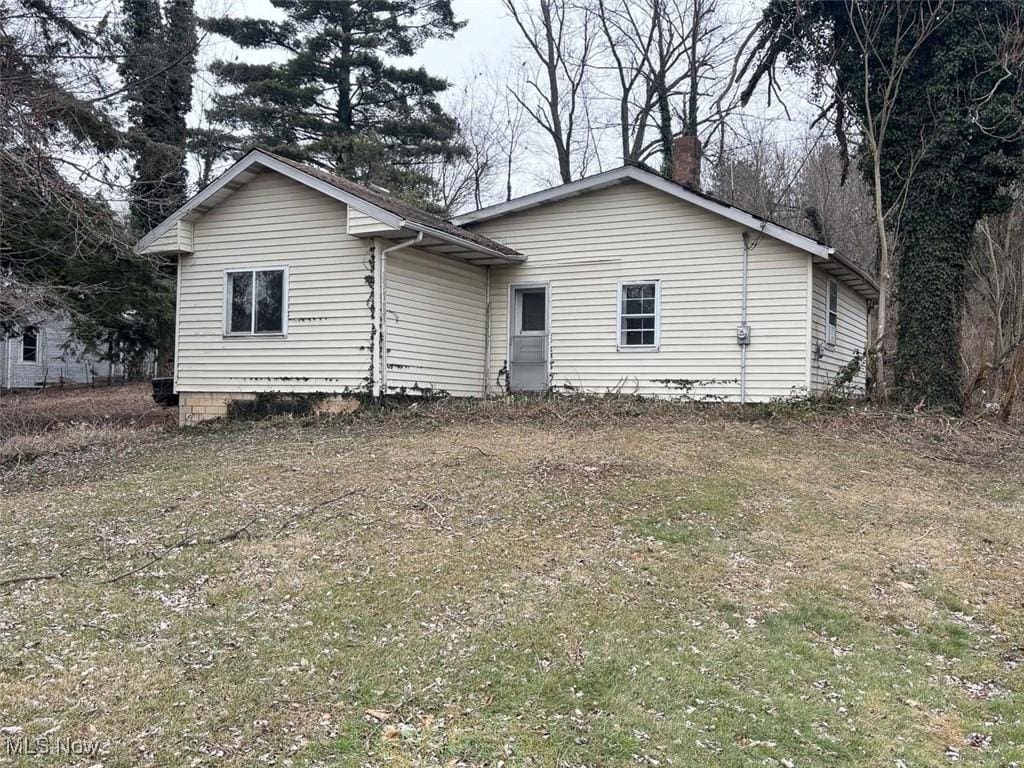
[188,0,815,201]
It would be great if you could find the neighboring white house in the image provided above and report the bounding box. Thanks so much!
[136,144,877,425]
[0,315,122,389]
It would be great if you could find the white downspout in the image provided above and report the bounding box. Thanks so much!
[739,232,751,404]
[378,231,424,397]
[483,266,491,398]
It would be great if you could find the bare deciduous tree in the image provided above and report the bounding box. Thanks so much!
[499,0,762,193]
[711,120,875,273]
[965,195,1024,418]
[504,0,597,183]
[428,65,531,213]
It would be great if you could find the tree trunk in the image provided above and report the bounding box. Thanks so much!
[540,0,571,183]
[335,0,354,170]
[506,146,513,201]
[687,0,700,136]
[999,344,1024,421]
[894,182,972,412]
[870,149,889,403]
[656,69,672,175]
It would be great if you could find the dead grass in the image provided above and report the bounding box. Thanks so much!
[0,392,1022,767]
[0,382,173,435]
[0,382,173,470]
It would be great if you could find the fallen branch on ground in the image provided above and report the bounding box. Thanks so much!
[0,556,92,588]
[101,517,198,584]
[3,490,367,589]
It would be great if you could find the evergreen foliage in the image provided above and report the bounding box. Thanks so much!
[1,1,123,330]
[1,1,182,371]
[201,0,466,206]
[117,0,197,371]
[119,0,198,235]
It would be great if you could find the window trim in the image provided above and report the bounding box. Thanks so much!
[223,266,289,337]
[826,277,839,346]
[21,326,39,363]
[617,279,661,351]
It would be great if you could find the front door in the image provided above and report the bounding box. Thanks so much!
[509,285,548,392]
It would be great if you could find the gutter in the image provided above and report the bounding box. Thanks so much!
[405,221,524,263]
[483,266,491,397]
[378,232,424,396]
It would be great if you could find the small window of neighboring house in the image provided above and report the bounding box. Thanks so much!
[619,281,660,348]
[826,278,839,345]
[21,327,38,363]
[225,268,287,335]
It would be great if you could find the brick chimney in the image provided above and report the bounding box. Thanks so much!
[671,135,702,190]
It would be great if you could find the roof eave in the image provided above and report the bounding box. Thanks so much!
[454,164,885,299]
[135,150,409,253]
[403,221,524,263]
[816,250,880,301]
[136,149,516,260]
[454,165,834,260]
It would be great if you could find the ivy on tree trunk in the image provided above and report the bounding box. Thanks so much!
[741,0,1024,412]
[896,178,974,408]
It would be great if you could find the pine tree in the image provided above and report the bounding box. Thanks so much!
[202,0,466,205]
[118,0,197,373]
[1,0,121,329]
[119,0,198,235]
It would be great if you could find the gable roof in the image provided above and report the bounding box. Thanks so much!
[134,149,523,263]
[453,164,878,300]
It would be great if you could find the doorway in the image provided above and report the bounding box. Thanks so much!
[508,285,549,392]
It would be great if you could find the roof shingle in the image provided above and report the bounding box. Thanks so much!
[260,151,521,258]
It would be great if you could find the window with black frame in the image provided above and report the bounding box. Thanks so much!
[225,269,287,335]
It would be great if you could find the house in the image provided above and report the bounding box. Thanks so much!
[1,315,123,389]
[135,140,877,425]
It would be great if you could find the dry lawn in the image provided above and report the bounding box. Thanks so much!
[0,390,1022,767]
[0,383,173,468]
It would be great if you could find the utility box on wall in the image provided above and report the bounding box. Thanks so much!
[736,324,752,346]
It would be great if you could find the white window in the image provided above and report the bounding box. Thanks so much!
[225,268,287,335]
[618,281,660,348]
[21,327,38,362]
[826,278,839,345]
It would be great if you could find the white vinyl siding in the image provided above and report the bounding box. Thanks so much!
[810,265,869,393]
[383,246,487,397]
[347,207,392,236]
[175,170,371,394]
[472,180,811,402]
[145,221,193,253]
